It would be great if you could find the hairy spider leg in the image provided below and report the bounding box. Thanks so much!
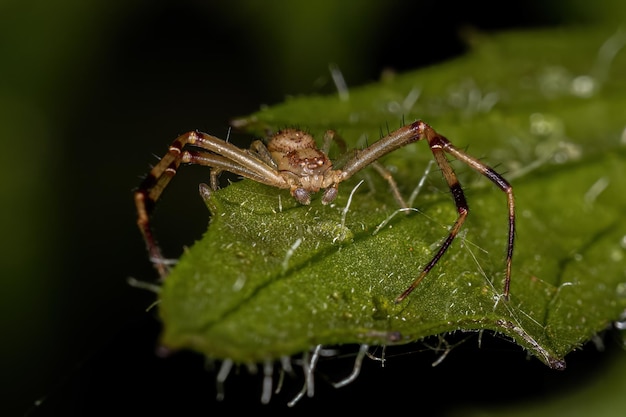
[135,133,194,278]
[400,125,514,302]
[327,129,409,209]
[370,162,409,209]
[442,142,515,300]
[339,120,514,303]
[135,131,287,278]
[393,140,470,302]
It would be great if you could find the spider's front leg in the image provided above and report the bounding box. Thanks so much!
[432,134,515,301]
[397,123,515,303]
[340,121,515,303]
[135,130,289,279]
[135,131,203,278]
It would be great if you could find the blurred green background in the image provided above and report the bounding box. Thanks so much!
[1,0,624,415]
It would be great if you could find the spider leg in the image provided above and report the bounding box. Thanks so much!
[322,130,347,155]
[135,131,199,278]
[135,131,288,279]
[183,151,286,187]
[338,120,513,302]
[395,127,514,303]
[327,130,407,207]
[248,140,278,169]
[340,122,426,179]
[394,144,468,302]
[190,132,286,182]
[208,139,281,190]
[370,161,408,209]
[209,167,222,191]
[441,141,515,300]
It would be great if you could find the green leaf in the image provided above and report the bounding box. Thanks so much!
[157,26,626,368]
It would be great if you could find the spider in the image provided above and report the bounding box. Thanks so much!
[134,120,515,303]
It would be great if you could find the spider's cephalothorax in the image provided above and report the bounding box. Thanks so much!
[265,129,344,205]
[135,121,516,303]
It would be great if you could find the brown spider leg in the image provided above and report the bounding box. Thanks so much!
[182,151,288,188]
[322,130,347,154]
[208,139,280,190]
[249,139,278,169]
[443,142,515,299]
[135,131,287,279]
[209,167,222,191]
[394,146,468,303]
[395,131,515,303]
[370,161,409,209]
[191,132,286,182]
[325,130,407,207]
[340,122,427,177]
[135,132,201,278]
[338,120,514,302]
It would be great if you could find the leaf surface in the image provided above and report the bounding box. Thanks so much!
[158,26,626,368]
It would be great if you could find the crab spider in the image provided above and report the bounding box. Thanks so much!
[134,120,515,302]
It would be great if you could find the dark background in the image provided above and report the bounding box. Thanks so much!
[1,1,622,415]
